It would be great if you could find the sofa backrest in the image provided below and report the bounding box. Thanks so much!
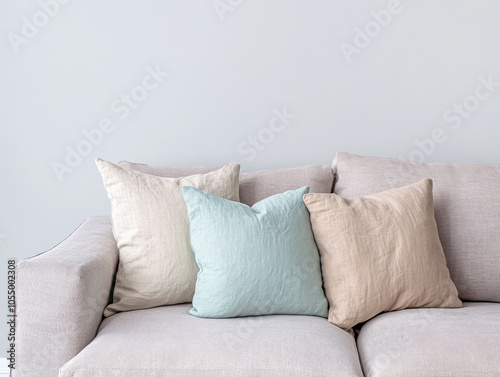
[332,152,500,303]
[118,161,334,206]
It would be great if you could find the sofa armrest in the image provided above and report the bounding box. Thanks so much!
[14,216,118,377]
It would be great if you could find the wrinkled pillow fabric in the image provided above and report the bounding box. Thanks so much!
[304,179,461,330]
[183,186,328,319]
[96,159,240,317]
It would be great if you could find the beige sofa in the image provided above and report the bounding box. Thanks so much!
[14,153,500,377]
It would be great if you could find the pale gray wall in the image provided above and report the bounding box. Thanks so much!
[1,0,500,356]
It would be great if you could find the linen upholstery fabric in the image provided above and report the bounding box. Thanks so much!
[183,186,328,318]
[333,152,500,302]
[96,159,240,316]
[357,302,500,377]
[238,165,334,205]
[14,216,118,377]
[59,304,364,377]
[119,160,334,206]
[304,179,461,330]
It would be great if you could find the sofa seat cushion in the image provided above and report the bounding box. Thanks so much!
[357,302,500,377]
[59,304,364,377]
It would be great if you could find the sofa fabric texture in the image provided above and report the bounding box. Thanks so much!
[333,152,500,303]
[59,304,364,377]
[96,160,240,316]
[14,216,118,377]
[304,179,461,330]
[357,302,500,377]
[119,161,334,205]
[183,186,328,318]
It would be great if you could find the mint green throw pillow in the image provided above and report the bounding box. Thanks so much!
[182,186,328,318]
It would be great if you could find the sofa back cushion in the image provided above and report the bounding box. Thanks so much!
[332,152,500,303]
[119,161,334,205]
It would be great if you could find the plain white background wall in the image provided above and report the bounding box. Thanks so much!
[1,0,500,357]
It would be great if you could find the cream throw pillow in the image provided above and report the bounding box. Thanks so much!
[303,179,461,330]
[96,159,240,317]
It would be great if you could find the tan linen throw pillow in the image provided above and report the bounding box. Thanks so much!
[303,179,461,330]
[96,159,240,317]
